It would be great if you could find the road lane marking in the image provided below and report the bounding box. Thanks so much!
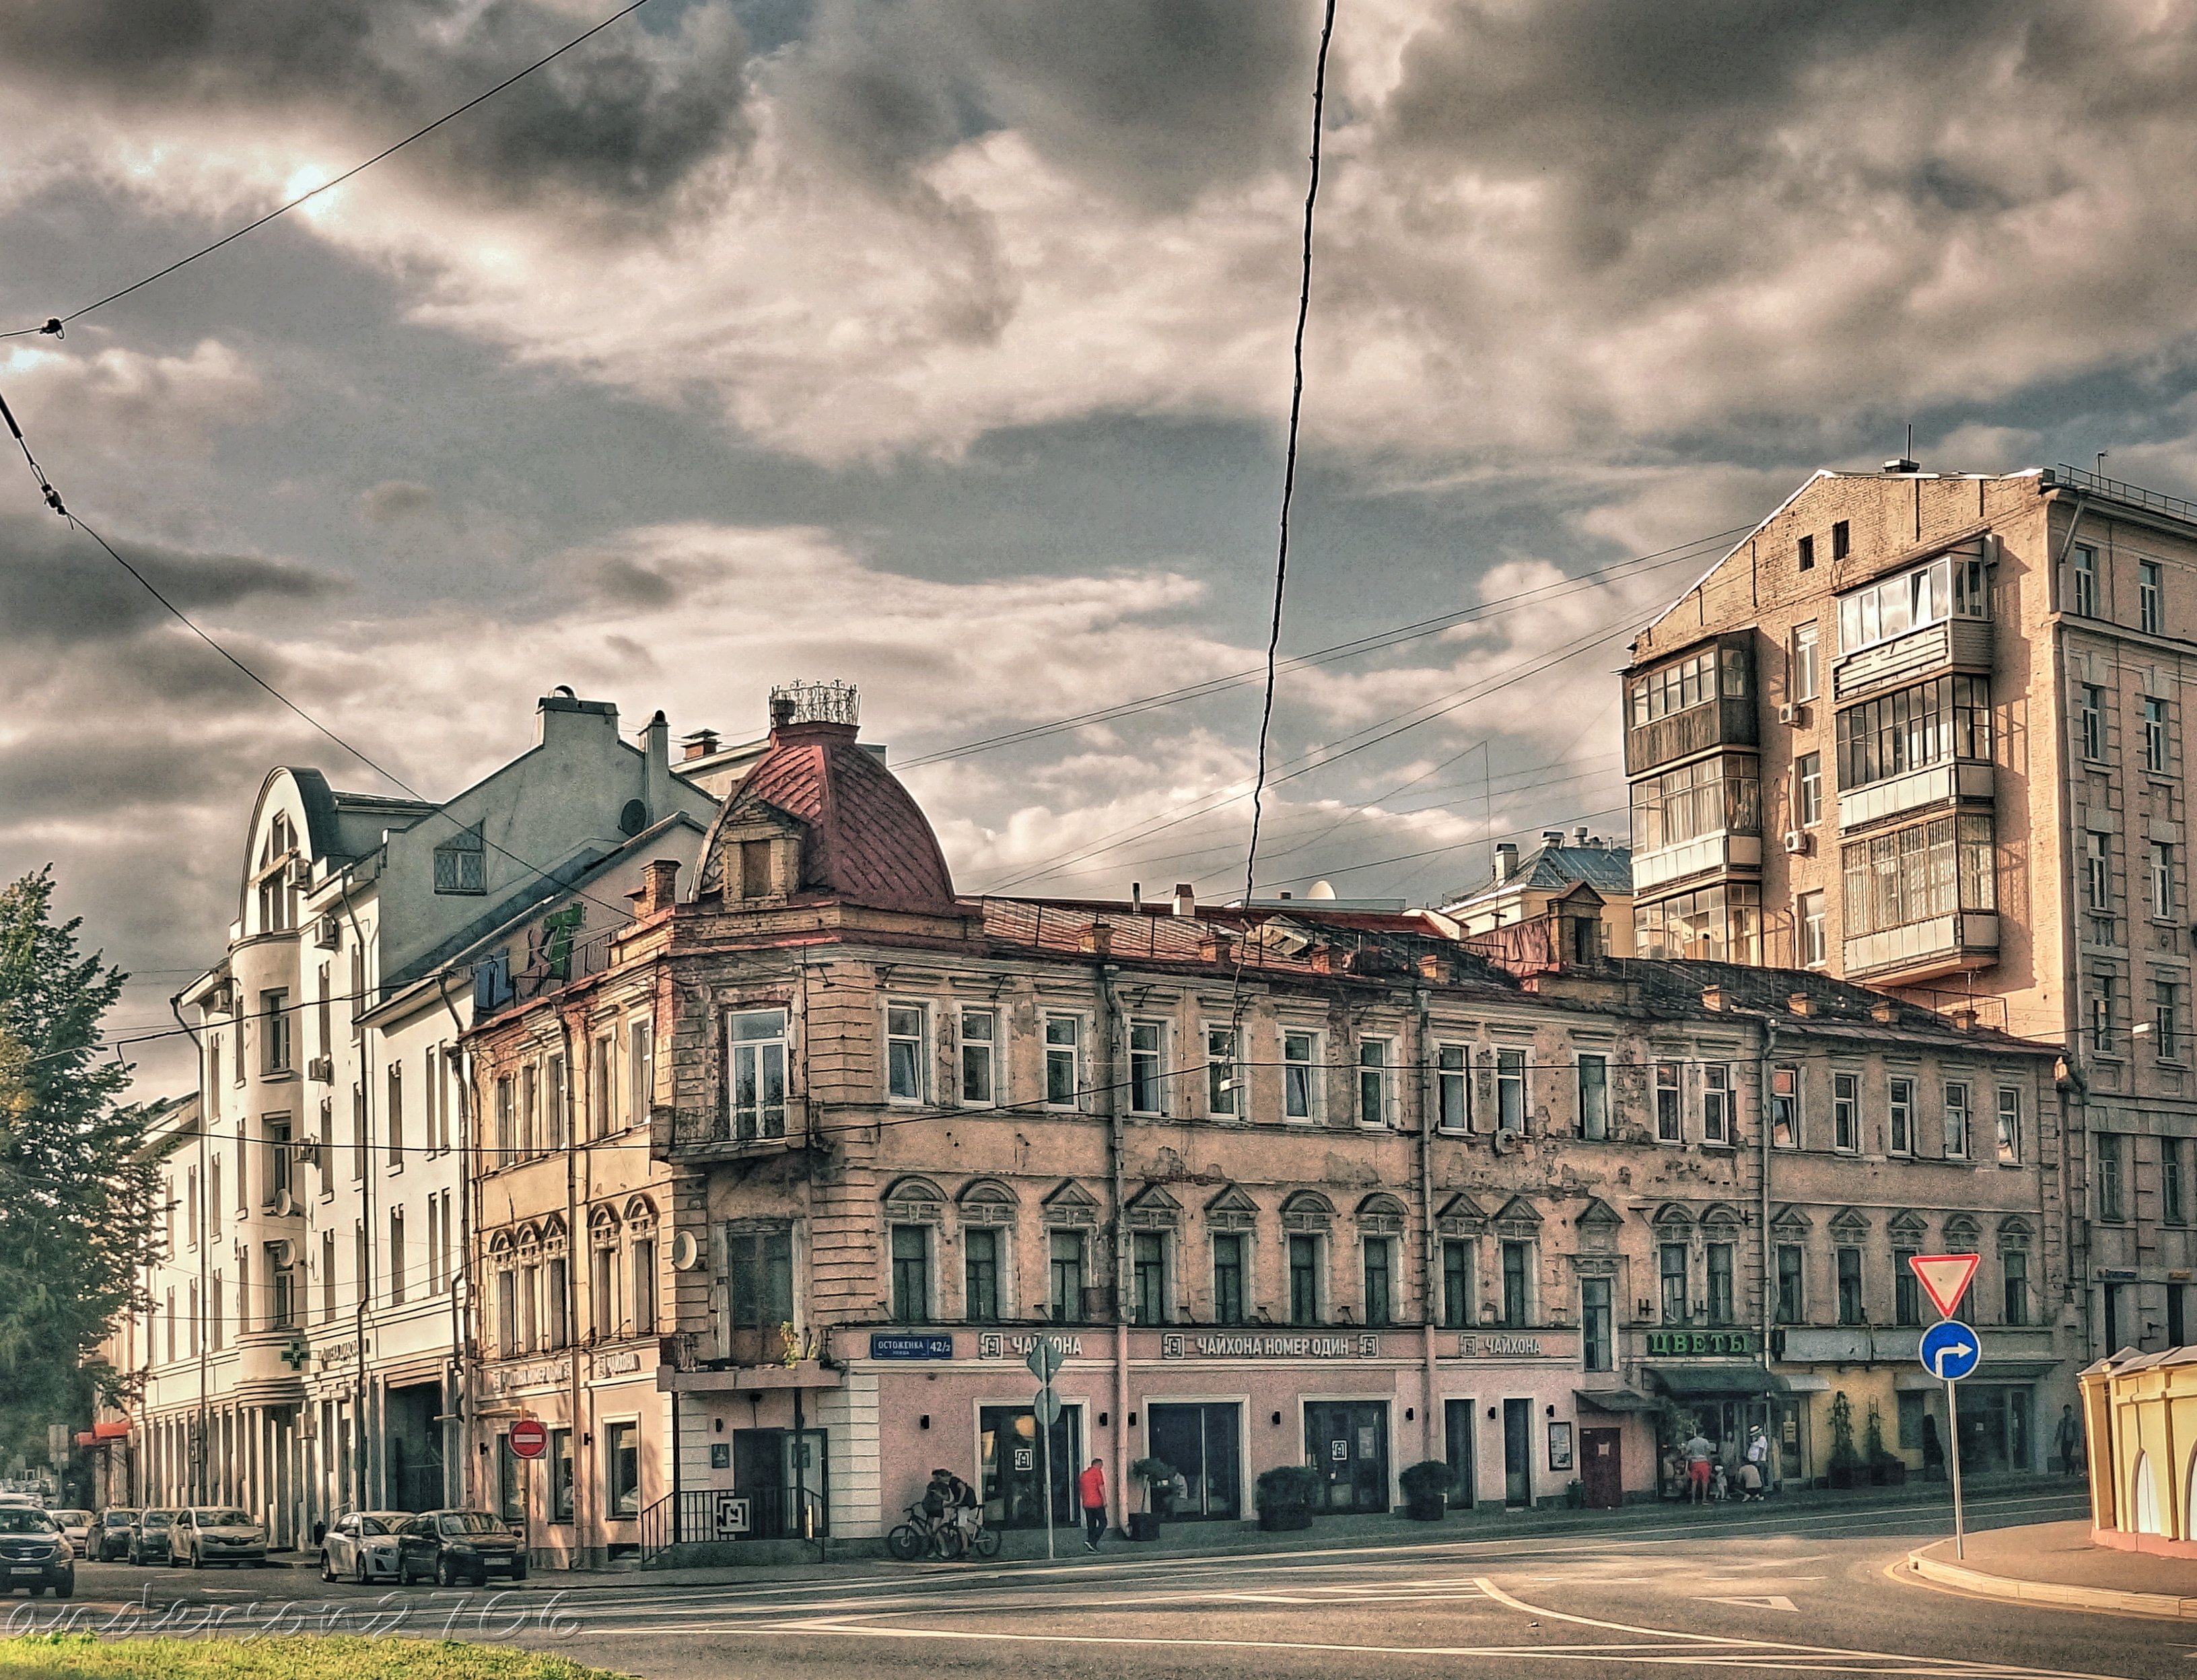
[1699,1595,1798,1612]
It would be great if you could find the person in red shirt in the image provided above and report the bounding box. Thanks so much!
[1076,1457,1107,1551]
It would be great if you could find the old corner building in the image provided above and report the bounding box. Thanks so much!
[462,686,2080,1564]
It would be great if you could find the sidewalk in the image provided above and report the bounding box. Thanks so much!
[1907,1519,2197,1620]
[497,1471,2080,1592]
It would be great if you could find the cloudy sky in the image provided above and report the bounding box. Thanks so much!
[6,0,2197,1093]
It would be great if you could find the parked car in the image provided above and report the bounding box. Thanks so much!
[171,1507,267,1568]
[127,1509,177,1566]
[90,1510,139,1562]
[320,1512,411,1584]
[47,1512,92,1558]
[393,1510,527,1586]
[0,1507,74,1598]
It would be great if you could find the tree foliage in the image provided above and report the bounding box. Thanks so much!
[0,868,160,1465]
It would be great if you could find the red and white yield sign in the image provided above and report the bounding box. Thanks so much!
[1908,1253,1981,1319]
[509,1418,549,1461]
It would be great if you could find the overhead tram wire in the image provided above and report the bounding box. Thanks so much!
[1,0,660,339]
[1241,0,1340,912]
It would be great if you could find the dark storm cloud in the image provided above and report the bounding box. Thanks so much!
[773,0,1310,210]
[0,515,337,647]
[0,0,750,209]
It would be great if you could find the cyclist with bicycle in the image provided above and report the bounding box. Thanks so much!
[923,1467,981,1551]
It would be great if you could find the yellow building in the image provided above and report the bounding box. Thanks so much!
[2082,1345,2197,1557]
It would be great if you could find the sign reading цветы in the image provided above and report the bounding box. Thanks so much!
[1643,1330,1755,1358]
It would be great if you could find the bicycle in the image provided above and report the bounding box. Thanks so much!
[886,1504,999,1562]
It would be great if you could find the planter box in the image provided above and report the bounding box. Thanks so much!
[1257,1508,1313,1532]
[1827,1465,1861,1490]
[1127,1513,1162,1541]
[1871,1461,1907,1488]
[1403,1498,1446,1522]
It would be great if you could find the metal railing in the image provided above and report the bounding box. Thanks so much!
[2050,464,2197,526]
[637,1486,821,1562]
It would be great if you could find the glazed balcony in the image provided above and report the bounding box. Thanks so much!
[1624,635,1756,777]
[1838,760,1994,833]
[1632,831,1763,893]
[1833,616,1992,705]
[1625,696,1757,777]
[1843,912,1999,985]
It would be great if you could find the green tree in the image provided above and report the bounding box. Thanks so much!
[0,868,160,1467]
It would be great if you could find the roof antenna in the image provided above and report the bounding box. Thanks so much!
[2097,450,2109,481]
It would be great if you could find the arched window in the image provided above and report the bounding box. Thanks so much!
[2133,1451,2163,1536]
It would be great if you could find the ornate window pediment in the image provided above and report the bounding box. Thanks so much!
[958,1179,1017,1227]
[1770,1203,1811,1234]
[1436,1191,1486,1237]
[1887,1210,1928,1242]
[1205,1184,1259,1232]
[1492,1194,1540,1236]
[883,1175,946,1224]
[1828,1206,1871,1240]
[1700,1201,1743,1233]
[1996,1215,2033,1248]
[1652,1202,1694,1231]
[1127,1183,1183,1230]
[1943,1214,1982,1249]
[1281,1189,1335,1232]
[1356,1192,1407,1236]
[1043,1180,1101,1228]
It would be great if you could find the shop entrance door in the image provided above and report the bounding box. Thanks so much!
[979,1404,1082,1529]
[1580,1428,1623,1509]
[1147,1404,1242,1520]
[1502,1398,1532,1508]
[1443,1399,1475,1509]
[1304,1402,1390,1512]
[731,1429,829,1539]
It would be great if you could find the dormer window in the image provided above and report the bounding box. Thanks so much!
[433,824,486,895]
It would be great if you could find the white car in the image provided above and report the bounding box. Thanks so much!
[320,1512,410,1584]
[171,1507,267,1568]
[48,1512,92,1558]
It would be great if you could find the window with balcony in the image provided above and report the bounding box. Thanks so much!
[2145,697,2171,774]
[1791,623,1819,701]
[1630,755,1760,853]
[1836,551,1988,654]
[1839,813,1994,941]
[1634,882,1762,963]
[1629,645,1746,728]
[2070,542,2100,618]
[1797,753,1823,827]
[1834,675,1990,792]
[2141,559,2164,635]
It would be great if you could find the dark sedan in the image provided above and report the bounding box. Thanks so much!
[127,1508,177,1565]
[90,1509,138,1562]
[394,1510,527,1586]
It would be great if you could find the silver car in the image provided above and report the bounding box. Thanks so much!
[320,1511,411,1584]
[171,1506,267,1568]
[48,1511,92,1559]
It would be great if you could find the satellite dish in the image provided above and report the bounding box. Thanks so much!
[1307,880,1337,900]
[670,1230,701,1271]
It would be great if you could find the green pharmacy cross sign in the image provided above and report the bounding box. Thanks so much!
[279,1337,310,1372]
[1644,1330,1755,1358]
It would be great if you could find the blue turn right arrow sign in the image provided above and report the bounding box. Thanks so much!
[1919,1319,1981,1382]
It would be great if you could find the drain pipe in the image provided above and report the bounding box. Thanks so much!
[1758,1018,1777,1485]
[1415,987,1439,1465]
[1101,963,1127,1539]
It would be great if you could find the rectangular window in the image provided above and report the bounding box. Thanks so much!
[2081,682,2106,760]
[261,990,291,1075]
[1206,1026,1239,1118]
[353,1084,369,1181]
[1832,519,1850,562]
[1836,1247,1864,1325]
[1791,622,1819,702]
[521,1064,537,1155]
[606,1421,640,1519]
[2153,844,2177,923]
[1654,1062,1681,1144]
[1283,1030,1319,1121]
[2072,542,2099,618]
[1501,1240,1530,1329]
[728,1008,788,1140]
[1049,1230,1084,1323]
[1361,1237,1393,1327]
[1582,1276,1612,1371]
[1442,1239,1472,1331]
[1659,1242,1687,1325]
[1797,752,1823,827]
[1888,1076,1914,1156]
[1576,1053,1608,1140]
[1133,1232,1167,1325]
[1497,1049,1527,1133]
[1834,1072,1860,1152]
[1045,1015,1081,1109]
[2097,1132,2125,1221]
[1633,880,1763,963]
[2094,973,2118,1055]
[1288,1234,1321,1325]
[1771,1065,1799,1149]
[1797,534,1815,572]
[545,1254,567,1348]
[1702,1064,1731,1146]
[1996,1086,2023,1165]
[591,1245,616,1337]
[1129,1020,1166,1115]
[590,1032,615,1140]
[886,1004,926,1103]
[2141,559,2164,635]
[631,1237,656,1335]
[2165,1138,2188,1226]
[388,1209,406,1307]
[958,1008,996,1105]
[386,1064,404,1166]
[320,1231,335,1323]
[433,825,486,895]
[1437,1043,1471,1133]
[627,1018,654,1122]
[550,1429,574,1525]
[1894,1251,1920,1327]
[728,1228,794,1329]
[1357,1038,1391,1127]
[1706,1243,1733,1325]
[890,1225,930,1322]
[1799,890,1827,969]
[961,1226,999,1323]
[2145,697,2171,773]
[1212,1232,1246,1325]
[1630,647,1726,726]
[2002,1249,2029,1327]
[2086,830,2112,912]
[1776,1245,1804,1324]
[2158,979,2182,1061]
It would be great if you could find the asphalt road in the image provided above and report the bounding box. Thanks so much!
[15,1488,2186,1679]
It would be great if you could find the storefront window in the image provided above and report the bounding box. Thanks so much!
[606,1420,640,1518]
[979,1404,1080,1529]
[549,1428,573,1524]
[1148,1403,1241,1520]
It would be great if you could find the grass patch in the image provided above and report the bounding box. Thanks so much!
[0,1636,628,1680]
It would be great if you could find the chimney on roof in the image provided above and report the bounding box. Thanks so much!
[1199,930,1234,965]
[1080,923,1114,958]
[1787,992,1815,1016]
[1131,882,1143,914]
[1870,1000,1897,1024]
[1573,826,1588,845]
[1173,883,1196,917]
[681,729,720,761]
[1541,830,1564,845]
[770,693,798,731]
[1885,456,1920,475]
[641,709,674,823]
[1702,985,1727,1012]
[1495,842,1519,882]
[635,858,681,915]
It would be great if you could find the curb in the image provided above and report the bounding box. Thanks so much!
[1905,1547,2197,1621]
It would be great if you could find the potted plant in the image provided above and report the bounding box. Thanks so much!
[1255,1464,1321,1531]
[1862,1409,1907,1486]
[1399,1460,1451,1521]
[1827,1391,1862,1490]
[1127,1457,1175,1541]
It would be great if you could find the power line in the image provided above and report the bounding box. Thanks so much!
[1243,0,1340,911]
[3,0,660,338]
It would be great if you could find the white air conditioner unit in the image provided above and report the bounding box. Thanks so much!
[207,981,234,1014]
[1778,702,1809,727]
[314,914,341,950]
[1783,831,1811,855]
[306,1056,333,1084]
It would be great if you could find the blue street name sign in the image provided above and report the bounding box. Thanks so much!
[869,1333,954,1360]
[1919,1319,1981,1382]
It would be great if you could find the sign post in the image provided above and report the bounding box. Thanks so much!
[510,1418,546,1570]
[1027,1340,1066,1562]
[1910,1254,1982,1560]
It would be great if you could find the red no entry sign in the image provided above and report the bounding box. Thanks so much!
[510,1418,548,1460]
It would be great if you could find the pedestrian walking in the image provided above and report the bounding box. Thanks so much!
[2055,1405,2083,1477]
[1078,1456,1107,1552]
[1682,1430,1714,1506]
[1743,1424,1771,1500]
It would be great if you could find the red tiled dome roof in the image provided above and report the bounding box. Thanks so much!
[705,720,957,914]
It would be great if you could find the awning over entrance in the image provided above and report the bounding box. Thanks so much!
[1650,1364,1788,1399]
[1574,1387,1658,1413]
